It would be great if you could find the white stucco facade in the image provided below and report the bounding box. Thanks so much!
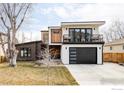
[61,44,103,64]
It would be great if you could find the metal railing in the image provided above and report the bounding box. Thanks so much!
[63,34,104,43]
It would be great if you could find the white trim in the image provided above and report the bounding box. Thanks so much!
[49,43,62,45]
[61,44,103,64]
[61,21,105,26]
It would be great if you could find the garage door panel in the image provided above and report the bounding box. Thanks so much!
[69,47,97,64]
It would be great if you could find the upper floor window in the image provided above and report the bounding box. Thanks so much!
[69,28,92,42]
[110,46,112,50]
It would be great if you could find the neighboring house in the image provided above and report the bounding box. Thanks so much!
[103,38,124,63]
[16,40,46,61]
[41,21,105,64]
[0,32,7,56]
[0,32,18,57]
[0,32,7,62]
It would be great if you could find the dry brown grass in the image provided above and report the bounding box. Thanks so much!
[0,62,78,85]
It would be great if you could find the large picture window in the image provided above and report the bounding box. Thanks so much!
[20,48,31,57]
[86,28,92,42]
[69,28,92,42]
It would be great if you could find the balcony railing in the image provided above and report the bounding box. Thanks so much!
[63,34,104,44]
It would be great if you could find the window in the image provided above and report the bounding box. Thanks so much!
[69,28,75,42]
[123,45,124,50]
[110,46,112,50]
[81,29,85,42]
[20,48,31,57]
[69,28,92,42]
[75,29,80,42]
[86,29,92,42]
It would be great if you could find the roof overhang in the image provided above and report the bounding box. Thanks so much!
[41,30,48,32]
[16,40,42,46]
[48,26,61,29]
[61,21,105,27]
[104,42,124,46]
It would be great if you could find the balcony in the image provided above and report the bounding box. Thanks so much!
[63,34,104,44]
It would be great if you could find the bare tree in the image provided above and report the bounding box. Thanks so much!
[35,47,50,66]
[104,19,124,42]
[104,32,110,42]
[0,3,31,67]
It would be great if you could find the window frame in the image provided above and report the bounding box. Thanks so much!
[69,28,92,42]
[110,46,112,50]
[20,48,31,58]
[123,45,124,50]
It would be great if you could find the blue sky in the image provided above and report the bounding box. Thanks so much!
[17,3,124,42]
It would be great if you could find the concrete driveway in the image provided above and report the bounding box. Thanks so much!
[65,63,124,85]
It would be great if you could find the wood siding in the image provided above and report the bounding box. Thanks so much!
[103,53,124,63]
[16,41,46,61]
[51,29,62,43]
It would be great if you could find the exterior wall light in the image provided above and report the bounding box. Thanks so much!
[65,47,67,49]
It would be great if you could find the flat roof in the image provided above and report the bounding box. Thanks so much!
[16,40,42,45]
[61,21,105,26]
[41,30,48,32]
[48,26,61,29]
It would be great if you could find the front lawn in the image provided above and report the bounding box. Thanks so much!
[0,62,78,85]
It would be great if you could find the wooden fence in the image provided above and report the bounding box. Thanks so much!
[103,53,124,63]
[0,56,6,63]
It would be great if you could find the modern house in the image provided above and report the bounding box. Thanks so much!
[16,41,46,61]
[41,21,105,64]
[103,38,124,63]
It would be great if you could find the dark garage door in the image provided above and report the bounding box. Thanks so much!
[69,47,97,64]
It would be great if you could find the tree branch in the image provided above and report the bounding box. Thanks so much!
[16,4,30,31]
[1,16,9,29]
[16,4,26,18]
[2,4,13,28]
